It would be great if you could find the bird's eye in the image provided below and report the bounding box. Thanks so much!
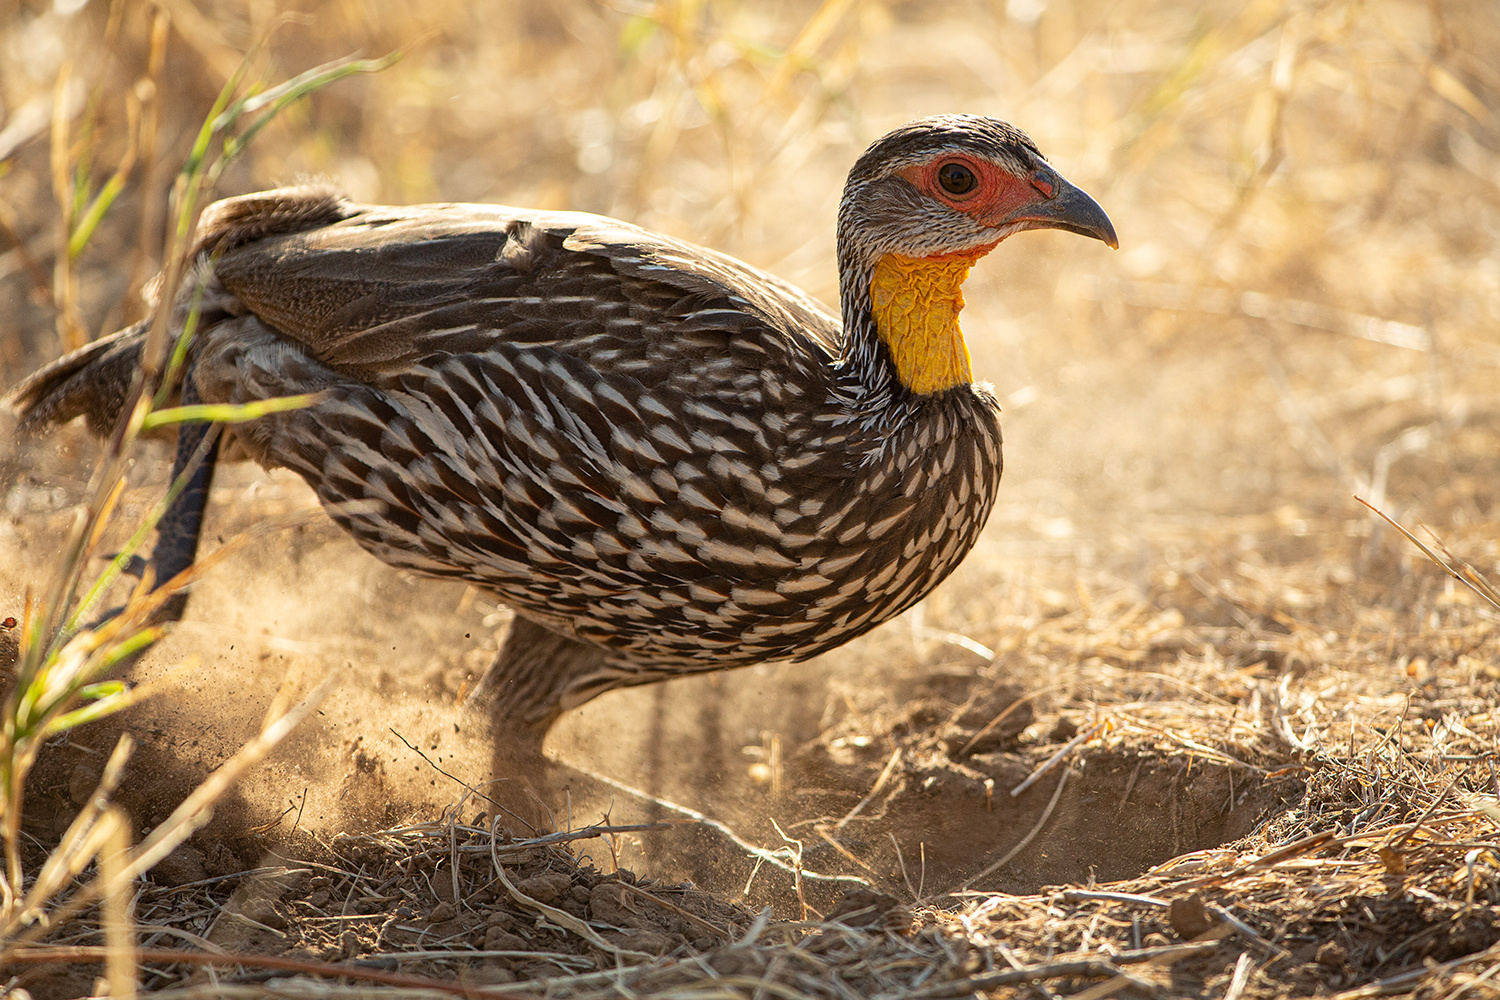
[937,161,978,196]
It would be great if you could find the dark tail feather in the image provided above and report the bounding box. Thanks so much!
[6,185,353,439]
[6,322,150,437]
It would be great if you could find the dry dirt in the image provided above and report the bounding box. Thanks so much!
[3,0,1500,998]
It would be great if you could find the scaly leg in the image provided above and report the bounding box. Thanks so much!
[149,401,220,621]
[469,615,614,751]
[113,367,220,624]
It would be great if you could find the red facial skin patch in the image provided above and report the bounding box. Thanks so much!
[899,155,1051,228]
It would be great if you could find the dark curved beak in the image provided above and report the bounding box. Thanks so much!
[1004,164,1118,249]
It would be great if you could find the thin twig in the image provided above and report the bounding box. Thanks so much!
[1386,766,1471,853]
[955,767,1071,893]
[612,879,733,942]
[572,765,867,887]
[1223,952,1255,1000]
[1356,497,1500,613]
[1173,831,1339,892]
[1011,721,1103,798]
[487,818,653,960]
[835,748,901,829]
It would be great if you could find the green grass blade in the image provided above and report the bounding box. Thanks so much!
[68,172,127,260]
[42,686,133,739]
[219,52,401,162]
[99,627,164,670]
[153,274,209,410]
[140,393,326,432]
[64,421,222,634]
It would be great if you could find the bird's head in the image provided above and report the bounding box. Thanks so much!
[837,115,1117,396]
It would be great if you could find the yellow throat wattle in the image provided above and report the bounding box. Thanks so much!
[869,249,986,395]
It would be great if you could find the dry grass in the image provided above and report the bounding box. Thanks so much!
[3,0,1500,997]
[5,696,1498,998]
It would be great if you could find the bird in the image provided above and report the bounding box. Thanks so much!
[7,115,1116,745]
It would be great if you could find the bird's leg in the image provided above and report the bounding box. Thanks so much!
[87,370,220,630]
[145,364,222,621]
[465,616,626,834]
[453,617,618,839]
[468,615,616,750]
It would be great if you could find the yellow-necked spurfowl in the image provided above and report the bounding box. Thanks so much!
[8,115,1116,740]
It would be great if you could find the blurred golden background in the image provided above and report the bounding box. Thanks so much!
[2,0,1498,892]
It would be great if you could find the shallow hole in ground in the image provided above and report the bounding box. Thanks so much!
[543,676,1298,912]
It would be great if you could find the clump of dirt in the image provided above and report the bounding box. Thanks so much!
[201,831,756,986]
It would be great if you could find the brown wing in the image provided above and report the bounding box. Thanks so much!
[205,194,842,383]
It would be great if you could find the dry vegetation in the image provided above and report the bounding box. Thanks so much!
[3,0,1500,997]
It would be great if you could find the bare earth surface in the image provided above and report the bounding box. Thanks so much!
[3,1,1500,997]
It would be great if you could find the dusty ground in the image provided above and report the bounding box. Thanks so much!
[3,0,1500,997]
